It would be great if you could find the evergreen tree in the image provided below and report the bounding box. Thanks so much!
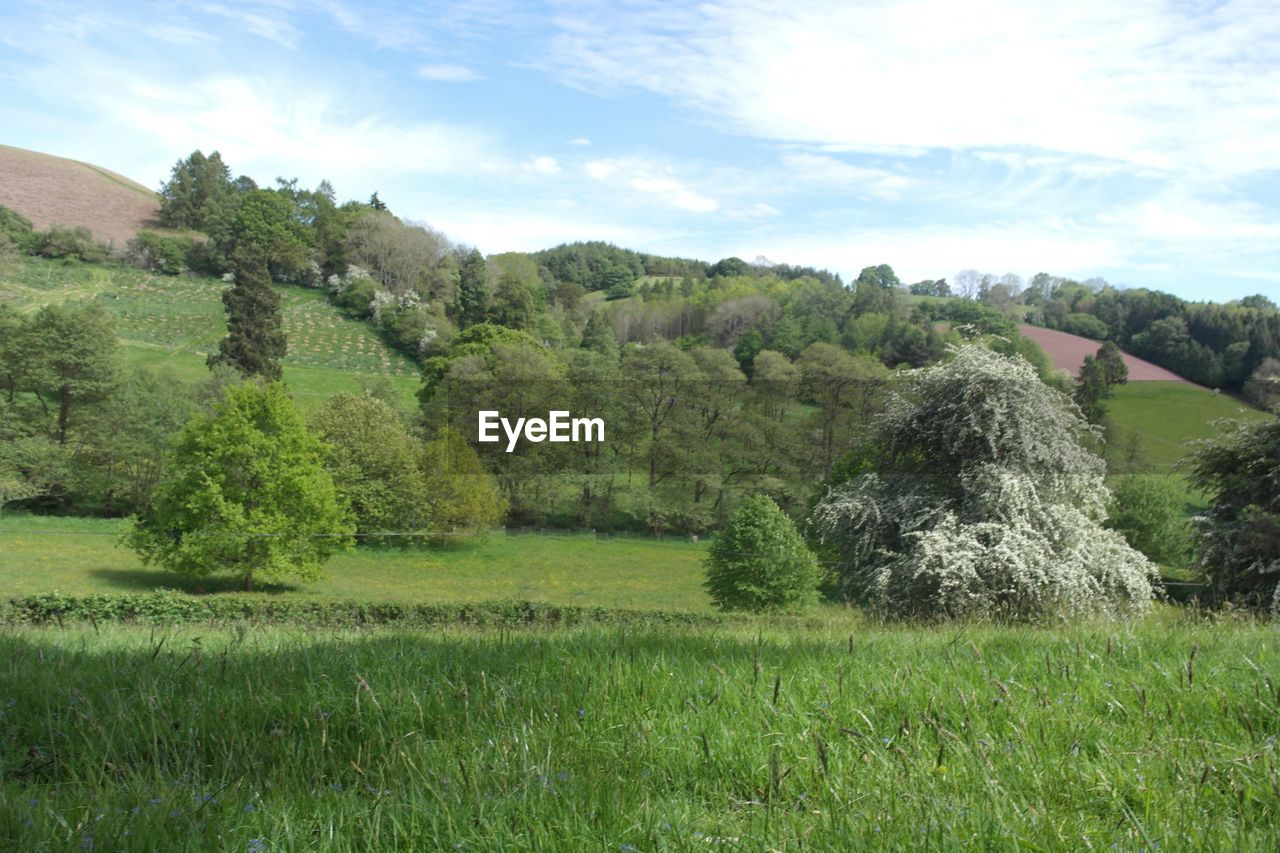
[208,253,287,380]
[455,248,489,328]
[489,271,537,330]
[1096,341,1129,388]
[580,310,619,359]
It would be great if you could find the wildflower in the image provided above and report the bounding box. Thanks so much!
[81,836,94,850]
[247,838,266,853]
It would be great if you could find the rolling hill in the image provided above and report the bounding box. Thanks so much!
[1018,322,1189,381]
[0,144,161,247]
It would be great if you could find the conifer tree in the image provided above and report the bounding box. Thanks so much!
[208,252,287,380]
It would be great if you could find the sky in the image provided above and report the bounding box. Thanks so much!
[1,0,1278,301]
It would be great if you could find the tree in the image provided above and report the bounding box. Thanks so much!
[310,394,429,541]
[158,150,238,231]
[581,310,619,359]
[126,382,352,591]
[704,494,820,611]
[0,204,36,254]
[1096,341,1129,388]
[1188,415,1280,609]
[1243,357,1280,410]
[1105,475,1192,567]
[455,248,489,327]
[811,345,1156,620]
[1074,354,1109,424]
[419,426,506,537]
[733,328,764,376]
[489,271,537,330]
[208,253,287,380]
[20,302,120,445]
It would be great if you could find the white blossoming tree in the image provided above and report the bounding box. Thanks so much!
[811,345,1157,620]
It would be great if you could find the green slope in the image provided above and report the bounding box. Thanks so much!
[0,256,421,410]
[1106,381,1271,470]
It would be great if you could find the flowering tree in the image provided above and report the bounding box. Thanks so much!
[811,345,1156,620]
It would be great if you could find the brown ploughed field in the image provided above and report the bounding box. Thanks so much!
[0,144,160,248]
[1018,323,1192,383]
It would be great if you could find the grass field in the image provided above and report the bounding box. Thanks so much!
[0,257,421,411]
[1106,382,1271,470]
[0,515,712,612]
[2,614,1277,849]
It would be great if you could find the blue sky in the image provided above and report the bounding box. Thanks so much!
[2,0,1278,301]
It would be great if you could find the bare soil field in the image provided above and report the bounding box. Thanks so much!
[1018,323,1192,383]
[0,144,160,249]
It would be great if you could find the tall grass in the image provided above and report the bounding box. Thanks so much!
[2,614,1277,849]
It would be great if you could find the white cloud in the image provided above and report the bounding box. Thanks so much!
[568,137,591,146]
[543,0,1280,176]
[416,64,480,82]
[199,3,299,49]
[584,160,617,180]
[783,153,911,199]
[628,176,718,212]
[526,155,561,174]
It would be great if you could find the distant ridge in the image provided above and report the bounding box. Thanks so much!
[0,144,161,248]
[1018,323,1193,384]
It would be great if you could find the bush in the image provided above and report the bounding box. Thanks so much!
[1105,475,1192,567]
[125,230,196,275]
[704,494,820,611]
[33,225,108,262]
[812,345,1156,620]
[1060,312,1111,340]
[0,204,36,253]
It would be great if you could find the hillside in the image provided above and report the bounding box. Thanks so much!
[0,256,420,410]
[1018,323,1189,381]
[0,144,160,247]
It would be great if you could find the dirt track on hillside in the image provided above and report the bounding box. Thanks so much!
[1018,323,1193,383]
[0,145,161,249]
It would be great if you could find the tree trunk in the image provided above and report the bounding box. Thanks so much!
[244,573,254,592]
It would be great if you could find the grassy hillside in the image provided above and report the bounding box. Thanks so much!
[0,145,160,247]
[0,256,420,410]
[1106,381,1271,470]
[0,514,711,611]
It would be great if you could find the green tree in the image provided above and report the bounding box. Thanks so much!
[1074,354,1109,424]
[158,149,238,231]
[20,302,120,445]
[208,253,287,380]
[489,271,537,330]
[0,204,36,254]
[704,494,820,611]
[733,328,764,376]
[455,248,489,327]
[1105,475,1192,567]
[227,189,311,281]
[126,382,352,591]
[1096,341,1129,388]
[419,426,506,537]
[1188,414,1280,608]
[812,345,1156,620]
[581,310,619,359]
[310,394,429,541]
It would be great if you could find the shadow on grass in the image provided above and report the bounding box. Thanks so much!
[87,568,301,595]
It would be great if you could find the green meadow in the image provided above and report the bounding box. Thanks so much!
[2,615,1277,850]
[0,515,711,612]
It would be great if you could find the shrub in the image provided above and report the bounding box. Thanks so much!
[1060,312,1111,340]
[125,230,196,275]
[0,204,36,253]
[704,494,820,611]
[1105,475,1192,567]
[812,345,1156,620]
[33,225,107,262]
